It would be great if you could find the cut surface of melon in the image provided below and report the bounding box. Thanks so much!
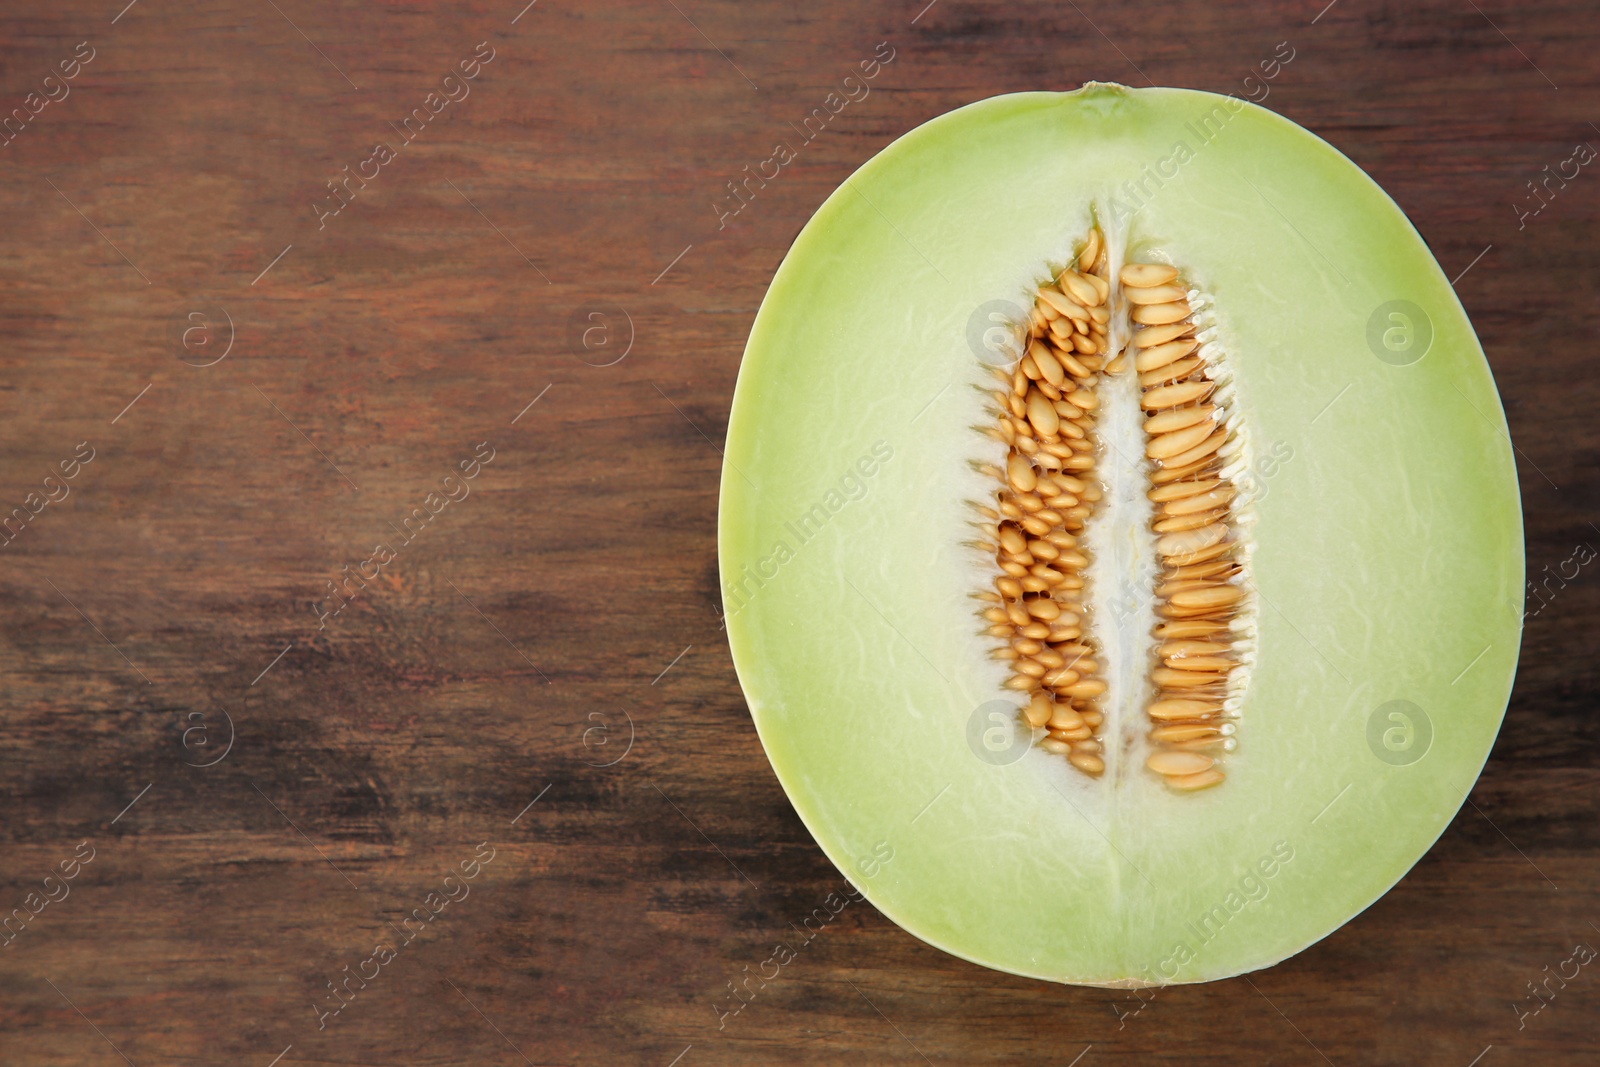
[718,83,1522,986]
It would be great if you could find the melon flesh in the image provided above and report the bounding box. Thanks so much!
[718,83,1522,986]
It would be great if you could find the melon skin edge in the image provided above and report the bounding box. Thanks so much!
[719,84,1523,986]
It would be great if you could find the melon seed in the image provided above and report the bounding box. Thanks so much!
[977,243,1253,792]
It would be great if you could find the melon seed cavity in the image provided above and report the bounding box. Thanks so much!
[972,227,1254,792]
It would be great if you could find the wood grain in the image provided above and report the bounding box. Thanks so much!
[0,1,1596,1064]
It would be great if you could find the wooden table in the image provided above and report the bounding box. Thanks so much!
[1,1,1594,1063]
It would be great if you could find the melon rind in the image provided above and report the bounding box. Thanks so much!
[718,84,1522,986]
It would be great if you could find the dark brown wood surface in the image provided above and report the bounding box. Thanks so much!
[0,1,1595,1063]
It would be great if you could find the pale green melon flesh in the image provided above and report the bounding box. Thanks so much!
[718,84,1522,986]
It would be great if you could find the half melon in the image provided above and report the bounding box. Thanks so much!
[718,83,1522,985]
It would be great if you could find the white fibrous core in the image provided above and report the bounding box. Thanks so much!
[970,225,1255,792]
